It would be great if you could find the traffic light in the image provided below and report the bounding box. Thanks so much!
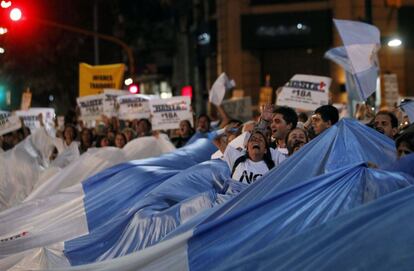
[0,84,6,107]
[181,85,193,99]
[128,84,139,94]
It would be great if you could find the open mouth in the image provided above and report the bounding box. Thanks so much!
[375,127,384,134]
[252,144,260,149]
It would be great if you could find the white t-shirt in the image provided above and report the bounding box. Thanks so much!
[224,145,287,184]
[211,149,224,160]
[277,147,288,156]
[53,138,80,155]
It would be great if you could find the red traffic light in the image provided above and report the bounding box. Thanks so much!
[129,84,139,94]
[181,85,193,99]
[9,7,22,21]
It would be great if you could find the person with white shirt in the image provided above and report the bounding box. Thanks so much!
[269,106,298,155]
[224,128,286,184]
[53,125,80,155]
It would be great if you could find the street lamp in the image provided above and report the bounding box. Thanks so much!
[124,78,133,86]
[387,38,402,47]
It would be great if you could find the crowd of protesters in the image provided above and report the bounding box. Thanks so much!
[1,101,413,184]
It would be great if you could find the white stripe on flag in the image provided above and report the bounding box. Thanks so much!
[0,184,89,259]
[345,43,378,73]
[55,230,193,271]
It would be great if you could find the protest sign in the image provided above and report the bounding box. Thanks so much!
[276,74,331,111]
[149,96,193,130]
[77,94,104,122]
[103,89,129,117]
[0,111,22,136]
[382,74,399,108]
[15,108,55,131]
[209,73,235,106]
[117,94,151,120]
[79,63,125,97]
[221,97,253,122]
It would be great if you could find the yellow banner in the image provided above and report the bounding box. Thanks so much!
[79,63,125,97]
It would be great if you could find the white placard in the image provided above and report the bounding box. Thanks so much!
[77,94,104,121]
[276,74,331,111]
[221,97,253,122]
[0,111,22,136]
[103,89,129,117]
[15,108,55,131]
[149,96,193,130]
[383,74,399,108]
[209,73,235,106]
[117,94,152,120]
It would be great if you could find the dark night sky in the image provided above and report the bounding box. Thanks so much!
[0,0,181,113]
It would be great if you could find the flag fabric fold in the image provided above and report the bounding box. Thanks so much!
[325,19,381,101]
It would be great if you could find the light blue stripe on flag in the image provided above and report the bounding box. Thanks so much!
[400,100,414,123]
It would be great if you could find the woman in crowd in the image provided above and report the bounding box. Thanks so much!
[79,128,93,154]
[171,120,195,148]
[122,127,136,142]
[114,132,127,149]
[54,125,79,154]
[135,119,152,137]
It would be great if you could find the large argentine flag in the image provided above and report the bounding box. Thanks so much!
[1,119,409,270]
[325,19,380,101]
[0,139,219,270]
[32,153,413,270]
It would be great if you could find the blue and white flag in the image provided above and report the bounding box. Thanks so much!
[325,19,380,101]
[400,99,414,123]
[0,119,402,271]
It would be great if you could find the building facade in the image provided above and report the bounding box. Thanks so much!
[205,0,414,109]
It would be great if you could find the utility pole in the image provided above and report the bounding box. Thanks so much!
[365,0,372,24]
[93,0,100,65]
